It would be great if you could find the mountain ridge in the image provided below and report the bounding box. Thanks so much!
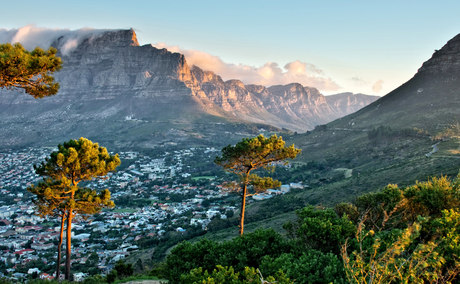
[191,65,379,131]
[0,28,378,149]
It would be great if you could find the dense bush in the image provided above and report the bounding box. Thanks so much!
[164,228,292,283]
[283,205,356,255]
[260,250,346,284]
[180,265,293,284]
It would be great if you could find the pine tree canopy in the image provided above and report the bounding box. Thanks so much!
[0,42,62,98]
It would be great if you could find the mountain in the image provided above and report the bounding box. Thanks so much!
[0,29,377,149]
[191,66,379,131]
[325,34,460,133]
[0,29,243,149]
[283,32,460,207]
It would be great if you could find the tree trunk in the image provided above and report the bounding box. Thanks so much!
[65,210,73,280]
[56,212,66,281]
[239,184,247,235]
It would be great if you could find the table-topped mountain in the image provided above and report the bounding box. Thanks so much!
[0,29,377,149]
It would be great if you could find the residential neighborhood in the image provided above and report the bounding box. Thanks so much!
[0,147,300,281]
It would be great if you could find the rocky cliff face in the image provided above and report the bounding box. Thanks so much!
[0,29,378,148]
[192,66,379,130]
[0,29,232,148]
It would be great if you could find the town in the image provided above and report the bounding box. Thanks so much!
[0,146,300,281]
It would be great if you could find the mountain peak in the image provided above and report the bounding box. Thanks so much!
[418,33,460,75]
[52,28,139,55]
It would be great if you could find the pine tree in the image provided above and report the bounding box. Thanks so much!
[30,137,120,280]
[215,134,301,235]
[0,43,62,98]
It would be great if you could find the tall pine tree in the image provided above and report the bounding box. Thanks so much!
[30,137,120,280]
[215,134,301,235]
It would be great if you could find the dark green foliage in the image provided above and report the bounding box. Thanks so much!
[114,260,133,278]
[180,265,293,284]
[283,206,356,255]
[201,199,211,208]
[82,275,105,284]
[105,260,134,283]
[106,270,117,283]
[164,229,292,283]
[260,250,347,284]
[354,184,405,230]
[334,202,360,224]
[134,258,144,273]
[226,209,234,218]
[207,217,238,232]
[0,42,62,98]
[86,252,100,275]
[314,124,328,131]
[114,198,152,208]
[149,262,167,279]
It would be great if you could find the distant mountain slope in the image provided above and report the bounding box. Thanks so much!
[284,32,460,207]
[326,34,460,133]
[0,28,378,149]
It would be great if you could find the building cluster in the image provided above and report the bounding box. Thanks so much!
[0,146,301,281]
[0,148,52,191]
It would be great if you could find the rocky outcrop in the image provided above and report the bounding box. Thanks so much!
[418,33,460,75]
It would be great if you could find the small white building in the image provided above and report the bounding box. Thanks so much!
[280,185,291,192]
[206,210,220,219]
[73,272,87,282]
[28,268,40,275]
[290,182,304,189]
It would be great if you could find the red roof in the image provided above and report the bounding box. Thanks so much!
[14,249,34,255]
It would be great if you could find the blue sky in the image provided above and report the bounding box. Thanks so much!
[2,0,460,95]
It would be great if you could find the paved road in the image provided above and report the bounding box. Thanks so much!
[426,142,440,157]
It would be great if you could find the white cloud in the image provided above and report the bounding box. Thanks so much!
[0,25,112,55]
[372,79,384,93]
[348,76,369,87]
[153,43,341,92]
